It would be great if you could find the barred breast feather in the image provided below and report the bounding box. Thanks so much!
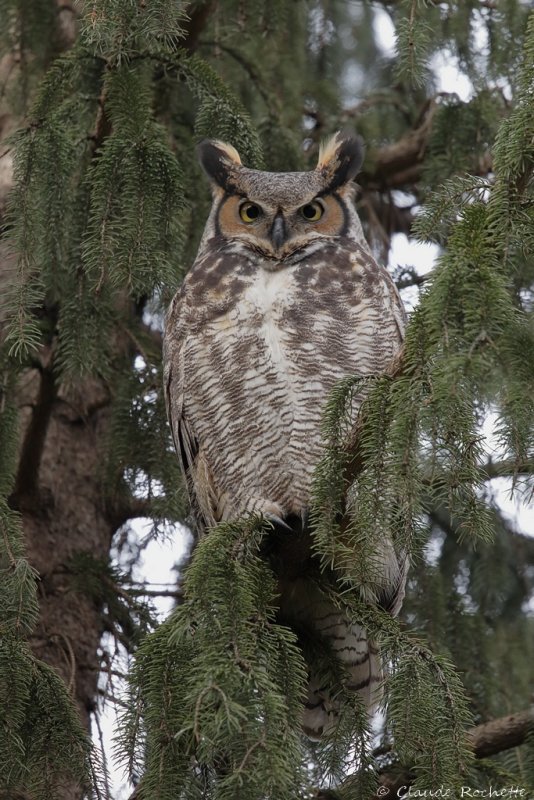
[164,236,404,527]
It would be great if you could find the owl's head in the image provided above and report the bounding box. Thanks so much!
[197,132,365,261]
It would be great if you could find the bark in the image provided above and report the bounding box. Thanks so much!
[359,99,438,191]
[355,97,493,196]
[0,17,113,800]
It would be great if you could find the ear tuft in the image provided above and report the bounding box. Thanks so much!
[197,139,242,191]
[317,132,364,189]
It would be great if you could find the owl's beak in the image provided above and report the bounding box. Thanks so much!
[270,212,287,251]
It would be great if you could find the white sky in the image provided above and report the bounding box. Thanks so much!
[95,10,533,797]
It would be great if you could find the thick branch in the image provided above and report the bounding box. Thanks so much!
[182,0,217,53]
[10,363,56,508]
[359,100,438,191]
[355,97,493,192]
[469,708,534,758]
[106,493,153,527]
[316,711,534,798]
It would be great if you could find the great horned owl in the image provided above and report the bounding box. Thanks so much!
[163,133,407,738]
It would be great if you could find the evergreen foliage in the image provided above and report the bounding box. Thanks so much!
[0,2,533,799]
[395,0,434,86]
[80,0,188,62]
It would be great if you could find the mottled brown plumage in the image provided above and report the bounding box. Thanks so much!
[163,133,407,738]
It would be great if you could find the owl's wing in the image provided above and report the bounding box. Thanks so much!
[382,265,408,348]
[163,291,203,528]
[377,551,409,617]
[378,270,408,617]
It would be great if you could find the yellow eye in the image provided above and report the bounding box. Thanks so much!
[300,201,323,221]
[239,202,262,223]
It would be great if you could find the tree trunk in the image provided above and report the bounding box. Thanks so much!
[0,7,215,797]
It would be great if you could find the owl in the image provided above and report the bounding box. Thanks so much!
[163,133,407,738]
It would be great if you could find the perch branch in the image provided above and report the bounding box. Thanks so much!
[368,707,534,799]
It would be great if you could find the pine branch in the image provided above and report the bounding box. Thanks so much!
[199,40,273,108]
[342,350,406,486]
[356,97,494,192]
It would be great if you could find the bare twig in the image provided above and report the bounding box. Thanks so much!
[394,268,428,291]
[481,458,534,480]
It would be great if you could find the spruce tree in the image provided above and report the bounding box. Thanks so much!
[0,2,533,799]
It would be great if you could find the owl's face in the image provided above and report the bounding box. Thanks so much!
[198,133,364,262]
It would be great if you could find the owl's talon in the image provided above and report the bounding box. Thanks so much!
[265,513,293,533]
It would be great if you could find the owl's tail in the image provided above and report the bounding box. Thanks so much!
[271,516,406,740]
[277,576,384,740]
[301,614,381,740]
